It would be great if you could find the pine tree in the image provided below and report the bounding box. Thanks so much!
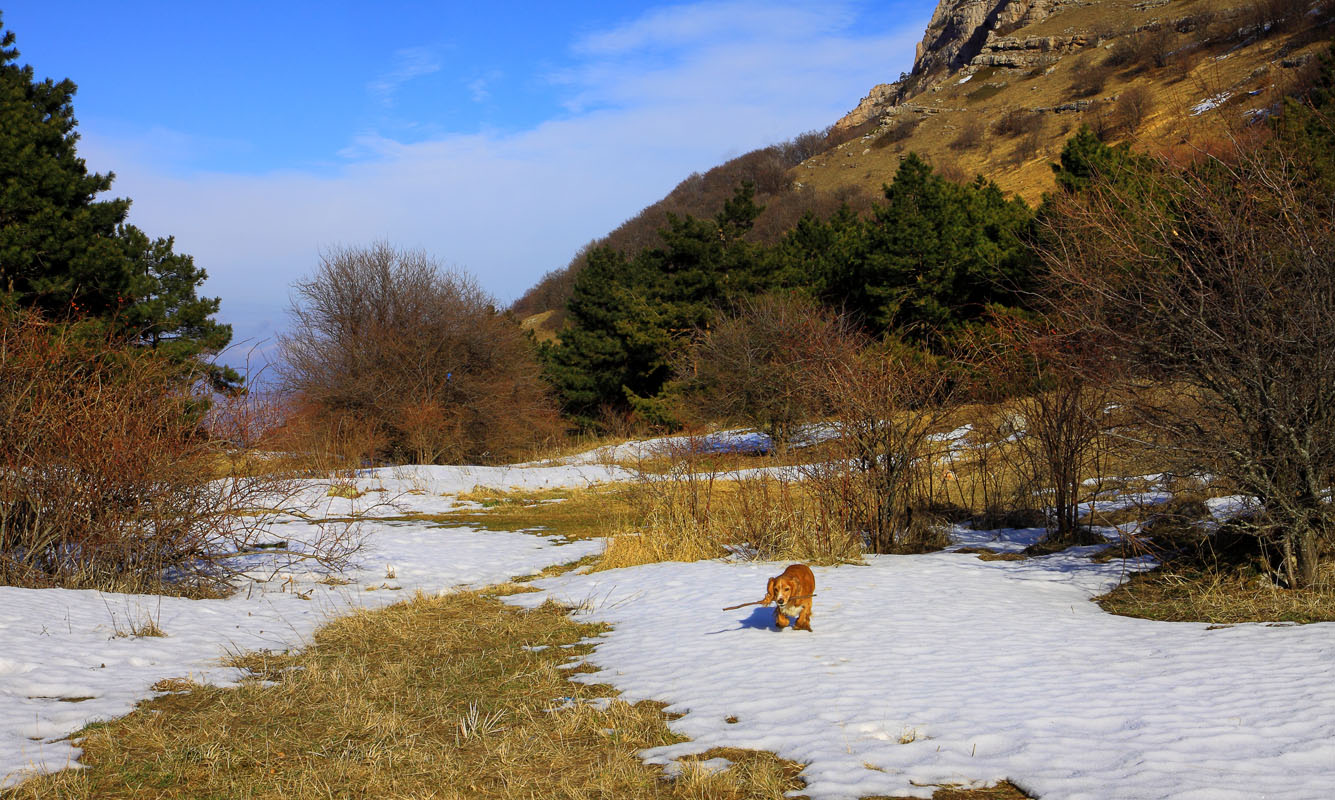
[0,15,235,387]
[543,185,767,424]
[1049,125,1154,195]
[813,154,1035,344]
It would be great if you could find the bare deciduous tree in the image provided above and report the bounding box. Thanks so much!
[682,293,855,450]
[278,243,561,465]
[1044,139,1335,587]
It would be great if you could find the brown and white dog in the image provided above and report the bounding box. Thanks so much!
[762,563,815,631]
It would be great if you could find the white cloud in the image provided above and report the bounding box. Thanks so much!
[369,46,442,105]
[466,69,503,104]
[76,1,926,373]
[573,0,854,56]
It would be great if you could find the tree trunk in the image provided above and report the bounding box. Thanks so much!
[1286,526,1320,589]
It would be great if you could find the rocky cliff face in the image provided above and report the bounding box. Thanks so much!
[836,0,1069,129]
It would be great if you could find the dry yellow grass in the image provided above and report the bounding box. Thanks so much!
[1098,566,1335,624]
[423,486,633,543]
[600,474,867,571]
[4,585,1038,800]
[519,309,561,344]
[5,590,805,800]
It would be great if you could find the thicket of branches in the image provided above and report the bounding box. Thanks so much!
[0,314,302,593]
[278,243,562,465]
[681,293,854,450]
[1043,124,1335,588]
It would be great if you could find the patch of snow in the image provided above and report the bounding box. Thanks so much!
[1079,491,1173,517]
[926,424,973,444]
[1205,494,1256,521]
[508,543,1335,799]
[1192,92,1232,115]
[523,424,843,468]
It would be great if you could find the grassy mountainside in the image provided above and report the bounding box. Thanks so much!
[813,0,1331,202]
[515,0,1332,335]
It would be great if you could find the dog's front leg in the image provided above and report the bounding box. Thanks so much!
[774,608,790,629]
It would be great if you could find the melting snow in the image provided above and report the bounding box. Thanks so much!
[508,530,1335,799]
[1191,92,1232,115]
[0,482,601,787]
[5,441,1334,798]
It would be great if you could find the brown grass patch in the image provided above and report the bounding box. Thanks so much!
[4,591,805,800]
[428,486,632,542]
[600,475,867,571]
[953,547,1028,562]
[1097,566,1335,624]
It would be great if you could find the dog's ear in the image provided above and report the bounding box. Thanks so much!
[764,577,775,601]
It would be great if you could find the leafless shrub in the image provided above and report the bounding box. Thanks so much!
[682,294,856,451]
[965,315,1119,543]
[993,109,1044,139]
[1115,85,1156,134]
[806,342,957,554]
[871,116,922,149]
[935,160,970,184]
[0,314,316,594]
[1107,27,1178,73]
[1070,58,1113,99]
[949,115,987,152]
[1014,128,1046,164]
[278,243,562,465]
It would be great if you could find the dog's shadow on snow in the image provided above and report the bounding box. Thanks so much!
[708,606,775,635]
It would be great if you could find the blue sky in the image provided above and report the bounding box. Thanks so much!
[4,1,928,369]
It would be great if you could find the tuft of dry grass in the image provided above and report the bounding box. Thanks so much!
[5,590,806,800]
[865,779,1035,799]
[601,473,866,571]
[425,486,632,542]
[1098,566,1335,624]
[954,547,1028,562]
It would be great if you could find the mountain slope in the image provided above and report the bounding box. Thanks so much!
[516,0,1332,329]
[816,0,1331,202]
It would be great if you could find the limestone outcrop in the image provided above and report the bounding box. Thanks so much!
[834,0,1078,129]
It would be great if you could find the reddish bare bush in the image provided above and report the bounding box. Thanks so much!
[278,243,563,465]
[682,294,858,450]
[0,314,306,593]
[807,342,957,554]
[965,314,1119,542]
[1115,85,1155,135]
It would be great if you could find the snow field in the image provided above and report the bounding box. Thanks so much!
[506,531,1335,800]
[5,445,1333,799]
